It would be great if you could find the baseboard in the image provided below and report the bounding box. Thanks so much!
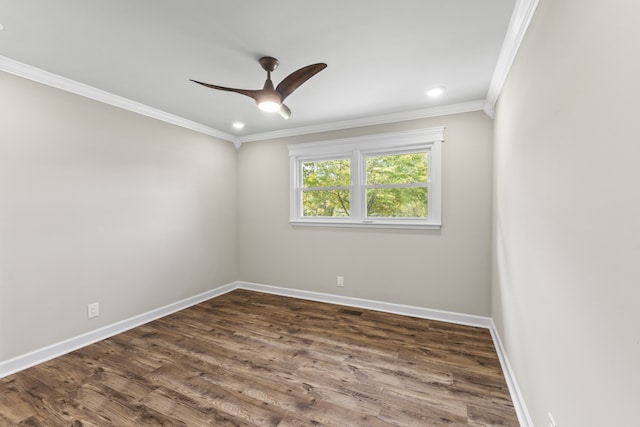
[0,280,531,426]
[489,319,534,427]
[0,282,237,379]
[236,281,493,329]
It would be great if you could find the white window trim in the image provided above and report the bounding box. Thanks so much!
[289,127,444,230]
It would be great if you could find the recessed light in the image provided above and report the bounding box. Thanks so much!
[426,86,446,97]
[0,24,4,31]
[232,121,245,130]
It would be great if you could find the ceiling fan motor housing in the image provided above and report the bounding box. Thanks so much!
[259,56,279,72]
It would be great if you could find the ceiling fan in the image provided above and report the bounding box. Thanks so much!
[190,56,327,120]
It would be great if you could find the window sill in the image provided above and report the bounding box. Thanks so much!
[289,219,441,230]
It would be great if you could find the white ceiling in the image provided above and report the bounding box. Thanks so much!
[0,0,517,142]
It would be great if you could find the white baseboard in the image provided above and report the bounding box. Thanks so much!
[236,281,493,328]
[0,280,531,426]
[0,283,236,379]
[489,319,534,427]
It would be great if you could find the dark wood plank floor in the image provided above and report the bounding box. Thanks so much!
[0,290,518,426]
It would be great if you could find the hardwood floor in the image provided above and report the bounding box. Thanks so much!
[0,290,519,426]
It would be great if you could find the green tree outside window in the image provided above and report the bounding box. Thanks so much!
[301,152,428,218]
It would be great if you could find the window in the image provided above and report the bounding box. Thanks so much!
[302,158,351,217]
[289,127,443,229]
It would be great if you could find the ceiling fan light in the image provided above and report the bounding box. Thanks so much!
[258,100,281,113]
[256,91,282,113]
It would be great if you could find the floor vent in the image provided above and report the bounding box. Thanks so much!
[337,308,363,316]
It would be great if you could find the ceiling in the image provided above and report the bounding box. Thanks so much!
[0,0,517,143]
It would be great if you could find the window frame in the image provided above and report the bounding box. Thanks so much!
[289,127,444,229]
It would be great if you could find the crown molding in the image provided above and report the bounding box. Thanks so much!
[1,54,480,147]
[4,25,529,147]
[2,0,539,145]
[484,0,540,118]
[0,55,237,143]
[237,100,484,144]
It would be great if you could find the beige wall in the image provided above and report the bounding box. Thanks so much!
[0,71,237,361]
[238,112,494,316]
[492,0,640,425]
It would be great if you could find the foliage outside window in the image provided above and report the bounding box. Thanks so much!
[289,127,443,229]
[365,152,428,218]
[302,158,351,217]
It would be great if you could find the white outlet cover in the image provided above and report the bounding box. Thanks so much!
[88,302,99,318]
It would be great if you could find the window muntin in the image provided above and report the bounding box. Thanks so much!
[289,127,443,229]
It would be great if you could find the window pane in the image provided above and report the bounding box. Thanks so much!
[366,152,427,185]
[303,190,350,217]
[367,188,427,217]
[302,159,351,188]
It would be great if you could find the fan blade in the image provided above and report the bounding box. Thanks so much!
[279,104,291,120]
[276,63,327,101]
[190,79,262,102]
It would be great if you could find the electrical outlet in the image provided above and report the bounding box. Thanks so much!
[88,302,99,318]
[548,413,557,427]
[336,276,344,287]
